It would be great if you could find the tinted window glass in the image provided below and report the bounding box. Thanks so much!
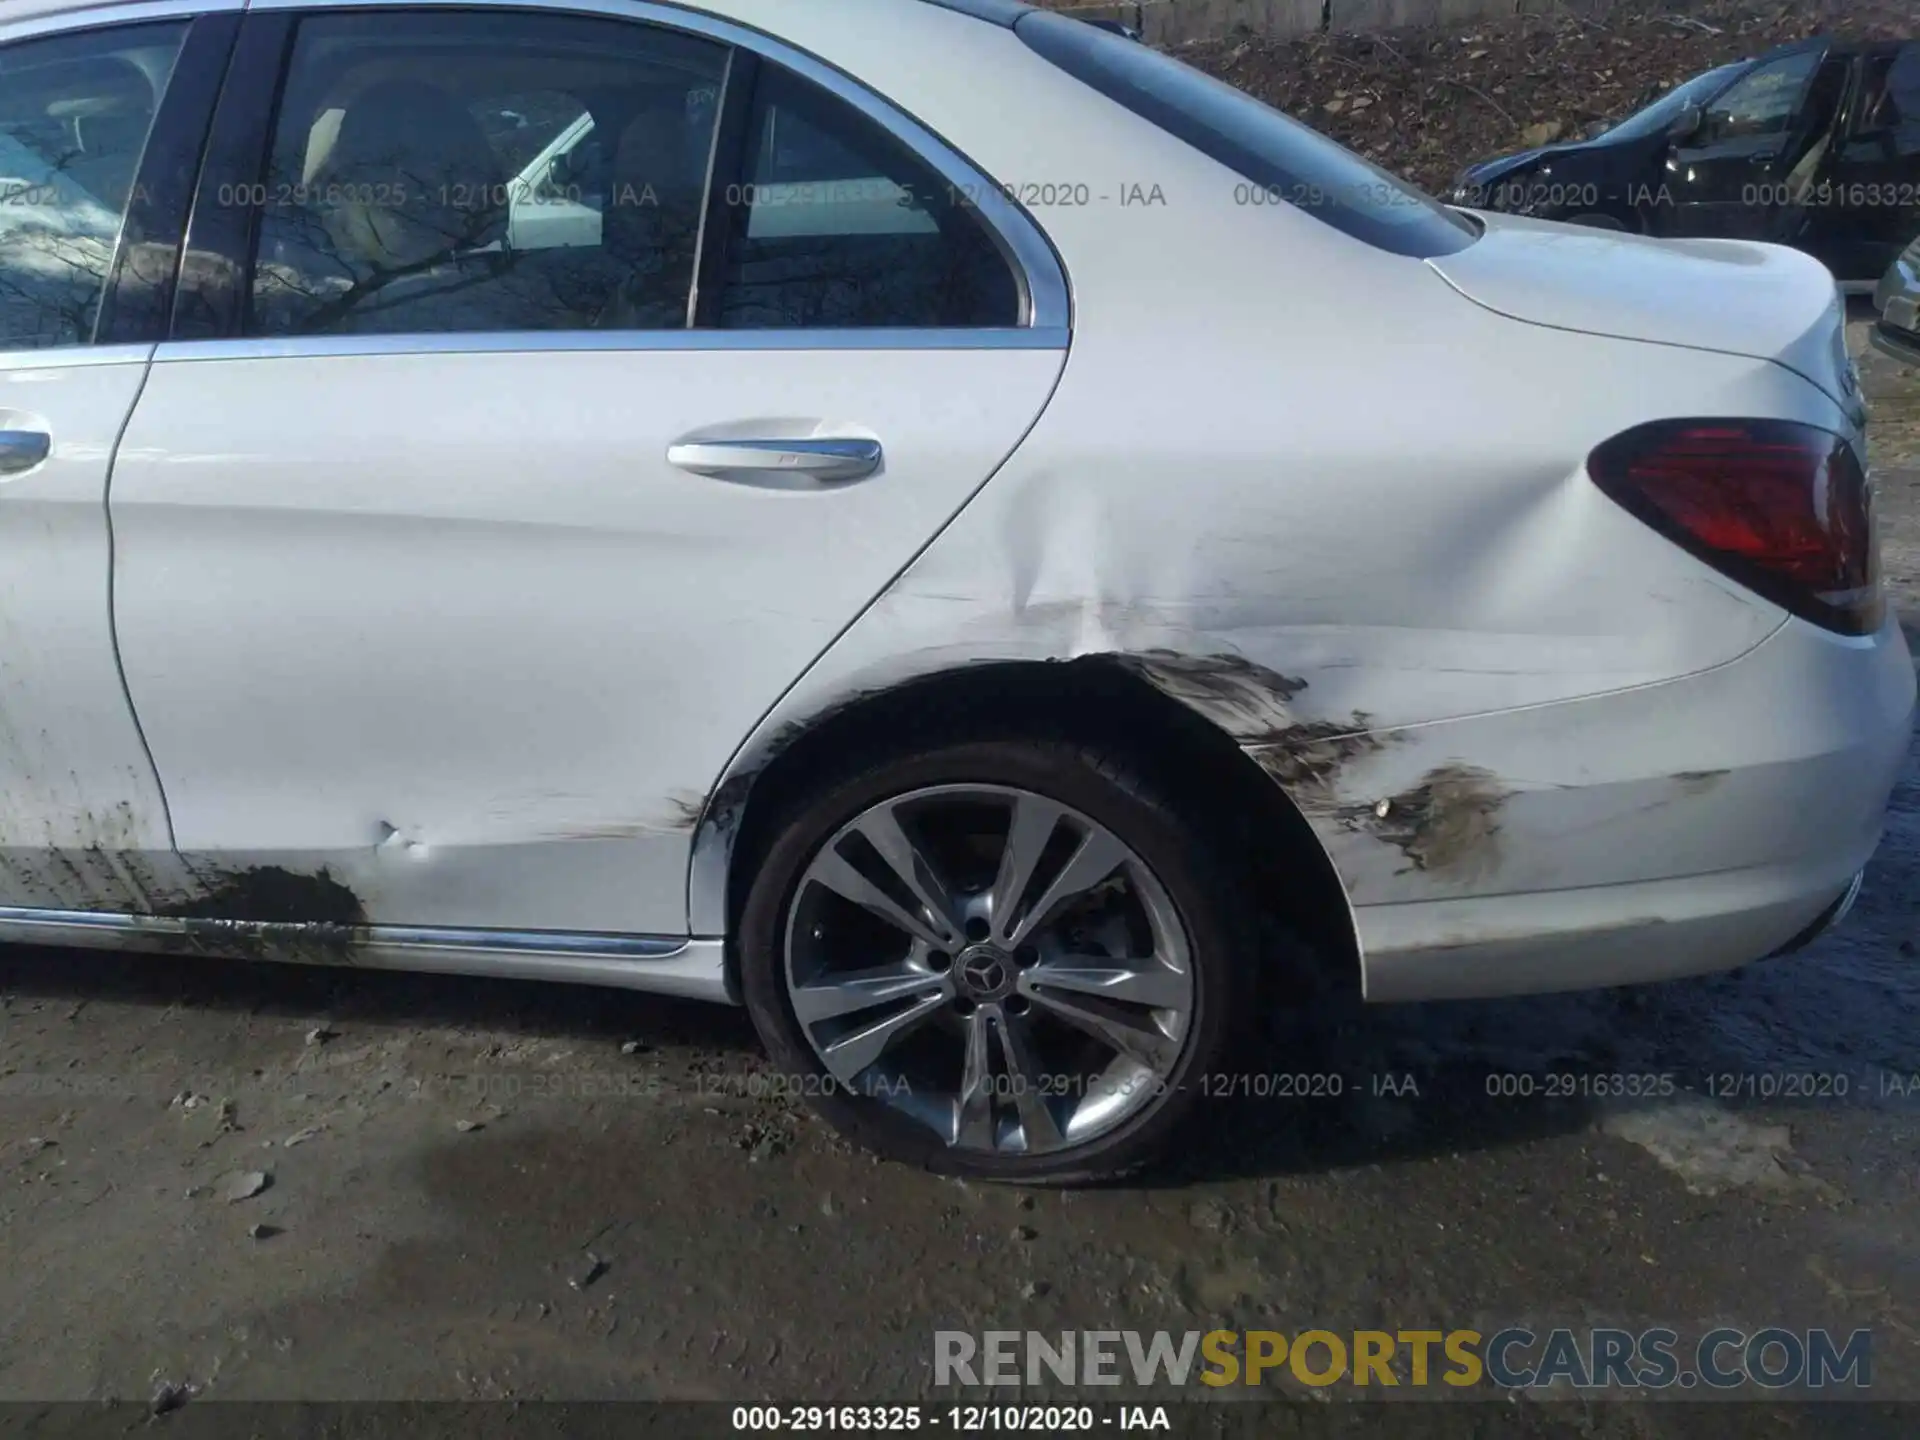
[1016,11,1473,259]
[1869,46,1920,130]
[714,63,1020,328]
[1697,50,1819,146]
[0,22,185,351]
[1592,63,1746,142]
[247,10,727,337]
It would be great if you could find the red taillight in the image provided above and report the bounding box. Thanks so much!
[1587,419,1882,635]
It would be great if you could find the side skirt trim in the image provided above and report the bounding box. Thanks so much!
[0,907,734,1003]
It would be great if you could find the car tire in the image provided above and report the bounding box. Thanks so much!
[737,736,1258,1184]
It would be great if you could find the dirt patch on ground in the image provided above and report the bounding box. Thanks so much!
[1172,0,1915,193]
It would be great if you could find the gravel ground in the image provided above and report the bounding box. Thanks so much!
[0,324,1914,1421]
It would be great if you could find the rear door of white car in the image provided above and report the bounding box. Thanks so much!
[0,6,235,916]
[108,1,1066,936]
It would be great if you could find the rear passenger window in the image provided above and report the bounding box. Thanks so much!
[246,11,727,337]
[0,22,186,351]
[714,63,1021,328]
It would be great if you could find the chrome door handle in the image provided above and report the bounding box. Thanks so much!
[666,437,882,485]
[0,430,50,475]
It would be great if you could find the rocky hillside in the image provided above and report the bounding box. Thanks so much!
[1166,0,1916,192]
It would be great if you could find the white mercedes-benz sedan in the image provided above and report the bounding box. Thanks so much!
[0,0,1910,1180]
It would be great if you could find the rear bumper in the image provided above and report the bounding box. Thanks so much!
[1763,867,1865,959]
[1361,862,1873,1002]
[1871,320,1920,367]
[1348,612,1915,1002]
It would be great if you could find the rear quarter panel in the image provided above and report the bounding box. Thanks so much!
[688,0,1905,971]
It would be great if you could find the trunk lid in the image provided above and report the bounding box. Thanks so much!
[1431,212,1862,423]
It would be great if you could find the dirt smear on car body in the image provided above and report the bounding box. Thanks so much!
[1116,650,1388,803]
[1368,763,1510,876]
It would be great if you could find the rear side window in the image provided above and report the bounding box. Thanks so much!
[714,62,1021,328]
[1015,12,1474,259]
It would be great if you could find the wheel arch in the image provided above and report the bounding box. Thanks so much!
[688,657,1362,1004]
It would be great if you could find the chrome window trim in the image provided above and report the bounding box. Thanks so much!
[683,45,738,328]
[0,342,156,371]
[0,0,242,46]
[231,0,1070,343]
[155,327,1069,361]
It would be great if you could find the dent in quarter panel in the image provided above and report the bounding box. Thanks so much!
[657,0,1859,940]
[688,296,1843,936]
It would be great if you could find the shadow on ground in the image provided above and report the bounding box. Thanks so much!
[8,915,1910,1194]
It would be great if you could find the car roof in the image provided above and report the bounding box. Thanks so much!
[0,0,1898,37]
[0,0,77,20]
[916,0,1030,24]
[0,0,1040,21]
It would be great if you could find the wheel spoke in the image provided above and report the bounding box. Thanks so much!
[850,805,963,948]
[785,781,1194,1159]
[815,988,948,1083]
[1024,954,1189,1011]
[1003,827,1131,948]
[954,1005,997,1149]
[987,793,1066,944]
[994,1010,1064,1151]
[1025,985,1179,1073]
[807,846,954,951]
[790,962,949,1025]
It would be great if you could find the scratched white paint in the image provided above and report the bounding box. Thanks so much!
[0,0,1904,1013]
[684,0,1914,999]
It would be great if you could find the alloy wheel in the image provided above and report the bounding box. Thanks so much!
[782,783,1195,1155]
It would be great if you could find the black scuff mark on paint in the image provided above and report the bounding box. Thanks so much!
[1113,650,1311,734]
[1673,769,1731,796]
[663,792,705,834]
[1114,649,1390,807]
[1243,717,1386,800]
[702,772,757,840]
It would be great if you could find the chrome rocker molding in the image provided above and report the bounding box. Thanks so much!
[0,906,733,1001]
